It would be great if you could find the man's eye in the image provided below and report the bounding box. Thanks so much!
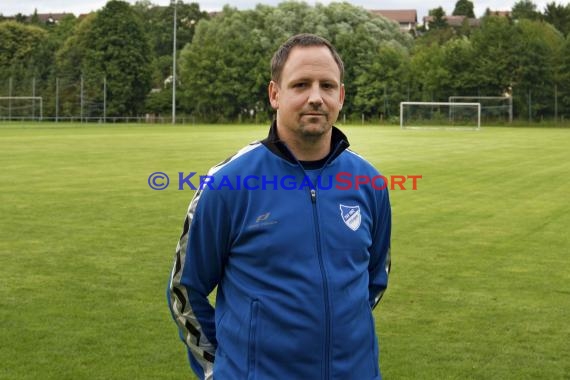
[294,83,307,88]
[322,83,334,89]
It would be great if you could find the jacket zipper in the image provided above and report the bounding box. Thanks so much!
[310,188,331,379]
[283,140,342,380]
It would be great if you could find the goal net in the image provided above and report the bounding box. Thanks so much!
[400,101,481,130]
[449,96,512,124]
[0,97,43,121]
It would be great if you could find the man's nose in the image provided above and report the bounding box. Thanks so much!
[308,84,323,107]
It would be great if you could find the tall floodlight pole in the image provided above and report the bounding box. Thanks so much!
[172,0,177,125]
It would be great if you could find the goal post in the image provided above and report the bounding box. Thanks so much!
[0,96,43,121]
[449,96,512,123]
[400,101,481,130]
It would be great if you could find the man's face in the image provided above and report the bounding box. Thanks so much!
[269,46,345,140]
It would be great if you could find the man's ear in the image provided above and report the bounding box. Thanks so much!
[268,80,279,110]
[339,83,345,111]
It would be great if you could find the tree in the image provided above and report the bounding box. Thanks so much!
[512,0,541,21]
[30,9,41,26]
[131,1,208,115]
[55,14,98,117]
[418,7,454,45]
[453,0,475,18]
[57,1,153,117]
[353,43,410,120]
[559,36,570,117]
[322,2,412,118]
[0,21,48,96]
[512,19,564,119]
[14,13,28,23]
[470,16,519,96]
[408,43,450,102]
[177,2,412,121]
[0,21,47,69]
[440,37,477,94]
[177,6,261,121]
[544,2,570,36]
[133,1,207,59]
[428,7,448,30]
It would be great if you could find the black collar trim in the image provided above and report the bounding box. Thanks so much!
[260,120,350,165]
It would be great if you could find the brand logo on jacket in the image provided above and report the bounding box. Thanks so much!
[247,212,278,229]
[340,204,361,231]
[256,212,271,222]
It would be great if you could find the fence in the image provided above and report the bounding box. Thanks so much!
[1,76,568,124]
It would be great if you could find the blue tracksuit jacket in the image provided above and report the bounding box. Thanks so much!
[168,123,391,380]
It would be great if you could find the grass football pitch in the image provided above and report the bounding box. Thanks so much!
[0,123,568,379]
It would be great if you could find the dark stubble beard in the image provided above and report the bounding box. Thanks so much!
[298,113,332,138]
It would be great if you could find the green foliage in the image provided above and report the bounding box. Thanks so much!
[469,16,518,95]
[2,0,570,121]
[55,1,152,117]
[132,0,208,105]
[44,14,78,44]
[440,37,476,93]
[512,20,564,119]
[85,1,152,116]
[51,15,95,117]
[134,1,205,57]
[0,21,47,77]
[453,0,475,18]
[413,14,566,120]
[560,36,570,113]
[428,7,448,30]
[178,6,266,121]
[145,88,172,115]
[409,44,449,101]
[353,43,410,119]
[178,1,412,121]
[544,2,570,36]
[512,0,541,20]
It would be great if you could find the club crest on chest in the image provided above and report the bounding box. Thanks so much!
[339,204,361,231]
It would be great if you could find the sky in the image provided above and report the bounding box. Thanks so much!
[1,0,553,21]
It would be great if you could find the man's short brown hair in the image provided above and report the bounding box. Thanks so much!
[270,33,345,84]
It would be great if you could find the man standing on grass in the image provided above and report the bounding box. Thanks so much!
[167,33,391,379]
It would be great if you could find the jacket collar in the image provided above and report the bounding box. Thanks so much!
[261,120,350,165]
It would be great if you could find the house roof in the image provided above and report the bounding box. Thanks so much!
[36,13,72,23]
[487,10,512,17]
[370,9,418,24]
[423,15,481,27]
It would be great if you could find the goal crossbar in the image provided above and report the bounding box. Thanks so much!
[400,101,481,130]
[449,96,512,123]
[449,96,508,100]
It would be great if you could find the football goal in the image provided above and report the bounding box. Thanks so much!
[0,96,43,121]
[449,96,512,124]
[400,101,481,130]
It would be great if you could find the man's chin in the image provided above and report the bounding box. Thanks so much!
[299,123,331,137]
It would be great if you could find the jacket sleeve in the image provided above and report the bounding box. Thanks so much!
[368,186,392,310]
[167,186,231,380]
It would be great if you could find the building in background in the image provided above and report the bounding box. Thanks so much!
[370,9,418,34]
